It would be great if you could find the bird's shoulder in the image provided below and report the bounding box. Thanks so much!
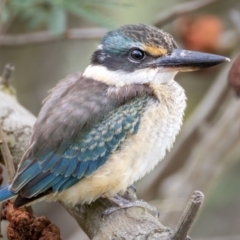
[28,72,156,158]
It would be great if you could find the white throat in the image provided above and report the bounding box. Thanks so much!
[83,65,178,87]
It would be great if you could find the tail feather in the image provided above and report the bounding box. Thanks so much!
[0,184,16,202]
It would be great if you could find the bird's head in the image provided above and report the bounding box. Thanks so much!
[83,24,229,86]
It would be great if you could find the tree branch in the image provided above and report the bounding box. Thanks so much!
[173,191,204,240]
[0,126,15,181]
[0,0,220,47]
[61,190,204,239]
[61,191,169,240]
[0,28,108,47]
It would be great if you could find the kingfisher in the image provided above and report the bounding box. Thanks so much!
[0,24,228,210]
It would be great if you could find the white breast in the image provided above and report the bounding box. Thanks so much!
[48,79,186,205]
[116,79,187,186]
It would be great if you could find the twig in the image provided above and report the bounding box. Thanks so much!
[0,63,15,87]
[172,191,204,240]
[0,28,108,46]
[0,126,15,181]
[153,0,219,27]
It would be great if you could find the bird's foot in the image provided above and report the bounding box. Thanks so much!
[121,184,137,201]
[102,194,159,218]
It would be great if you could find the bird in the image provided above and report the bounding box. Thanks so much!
[0,24,229,210]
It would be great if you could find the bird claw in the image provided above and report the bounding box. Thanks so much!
[102,206,123,217]
[128,185,137,193]
[102,195,159,218]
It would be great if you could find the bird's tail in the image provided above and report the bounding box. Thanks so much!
[0,184,16,202]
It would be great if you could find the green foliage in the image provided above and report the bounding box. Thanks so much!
[2,0,131,34]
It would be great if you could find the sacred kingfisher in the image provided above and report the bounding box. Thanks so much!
[0,24,229,209]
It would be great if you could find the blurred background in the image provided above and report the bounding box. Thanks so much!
[0,0,240,239]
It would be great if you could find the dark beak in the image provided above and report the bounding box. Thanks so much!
[144,48,230,71]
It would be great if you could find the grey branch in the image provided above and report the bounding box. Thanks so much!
[0,125,15,181]
[0,28,108,47]
[0,0,219,46]
[62,190,204,239]
[61,193,169,239]
[173,191,204,240]
[0,98,35,168]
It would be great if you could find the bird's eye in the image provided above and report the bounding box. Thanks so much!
[129,49,145,62]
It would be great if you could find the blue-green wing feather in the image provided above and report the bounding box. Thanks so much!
[11,95,151,198]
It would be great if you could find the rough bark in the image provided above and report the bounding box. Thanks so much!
[0,91,35,168]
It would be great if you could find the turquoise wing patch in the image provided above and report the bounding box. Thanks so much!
[13,95,151,197]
